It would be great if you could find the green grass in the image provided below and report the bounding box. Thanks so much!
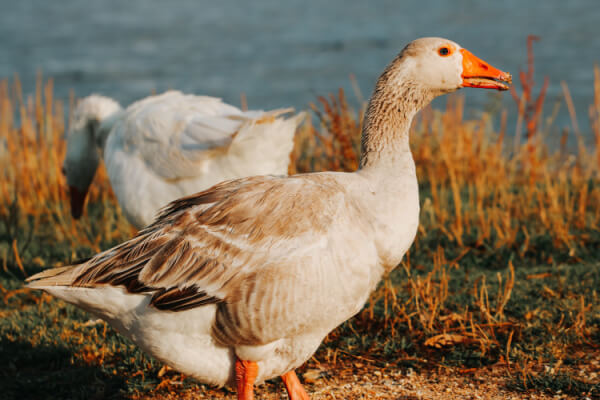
[508,371,599,398]
[327,258,600,360]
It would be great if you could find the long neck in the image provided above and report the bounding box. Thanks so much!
[359,66,433,171]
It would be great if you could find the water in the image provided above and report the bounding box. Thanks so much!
[1,0,599,133]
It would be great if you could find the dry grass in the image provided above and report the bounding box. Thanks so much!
[0,43,599,399]
[0,75,133,268]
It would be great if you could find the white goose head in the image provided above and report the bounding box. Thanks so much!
[385,37,511,95]
[64,95,122,219]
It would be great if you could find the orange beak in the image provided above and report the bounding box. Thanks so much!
[460,48,512,91]
[68,185,89,219]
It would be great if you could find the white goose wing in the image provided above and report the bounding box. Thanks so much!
[112,91,293,180]
[31,174,377,346]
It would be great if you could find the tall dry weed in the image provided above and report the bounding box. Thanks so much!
[0,75,132,268]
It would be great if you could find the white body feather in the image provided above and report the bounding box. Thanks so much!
[67,91,304,228]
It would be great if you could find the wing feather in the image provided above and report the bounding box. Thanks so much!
[151,286,220,311]
[112,91,296,181]
[42,173,375,345]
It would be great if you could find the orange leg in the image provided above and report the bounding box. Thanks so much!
[235,359,259,400]
[281,370,310,400]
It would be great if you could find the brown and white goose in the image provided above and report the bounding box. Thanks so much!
[27,37,511,399]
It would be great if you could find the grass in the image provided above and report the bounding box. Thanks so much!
[508,371,599,398]
[1,42,599,399]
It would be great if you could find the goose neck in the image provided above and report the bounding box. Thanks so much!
[359,79,431,171]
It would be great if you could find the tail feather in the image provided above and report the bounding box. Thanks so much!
[26,265,82,288]
[284,110,307,127]
[229,107,296,121]
[231,110,306,146]
[228,111,305,176]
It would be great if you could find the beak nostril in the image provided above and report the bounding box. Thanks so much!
[480,64,488,70]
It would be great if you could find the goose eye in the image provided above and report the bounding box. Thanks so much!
[438,47,450,56]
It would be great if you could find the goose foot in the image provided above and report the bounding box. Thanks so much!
[281,370,310,400]
[235,359,258,400]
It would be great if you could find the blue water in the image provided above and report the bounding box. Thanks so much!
[1,0,599,133]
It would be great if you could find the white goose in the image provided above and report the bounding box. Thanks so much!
[64,91,304,228]
[28,38,511,399]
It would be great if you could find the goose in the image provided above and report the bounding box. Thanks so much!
[28,38,511,399]
[64,91,304,229]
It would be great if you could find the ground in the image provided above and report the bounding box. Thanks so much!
[132,360,599,399]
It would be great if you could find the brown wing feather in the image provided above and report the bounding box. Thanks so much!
[151,286,220,311]
[148,176,268,226]
[27,172,377,349]
[69,175,278,309]
[63,173,361,329]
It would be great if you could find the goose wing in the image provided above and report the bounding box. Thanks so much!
[113,91,293,180]
[30,174,376,345]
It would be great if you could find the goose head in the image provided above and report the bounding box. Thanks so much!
[64,95,121,219]
[388,37,511,96]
